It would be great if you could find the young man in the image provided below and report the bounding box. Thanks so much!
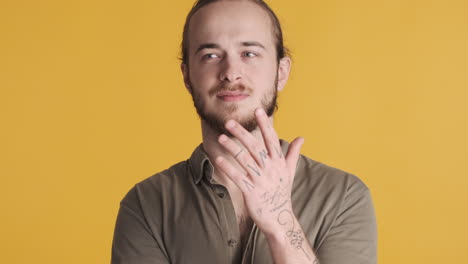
[112,0,377,263]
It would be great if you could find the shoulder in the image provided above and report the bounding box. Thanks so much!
[292,154,376,249]
[120,160,192,207]
[292,154,372,230]
[295,154,369,199]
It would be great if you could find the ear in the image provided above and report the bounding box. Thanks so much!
[181,63,192,94]
[276,56,291,91]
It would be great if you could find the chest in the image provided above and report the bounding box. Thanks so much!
[235,207,254,248]
[161,186,255,263]
[230,190,254,247]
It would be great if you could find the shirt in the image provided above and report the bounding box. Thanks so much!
[111,140,377,264]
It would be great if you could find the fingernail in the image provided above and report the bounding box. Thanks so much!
[226,120,235,129]
[219,134,227,142]
[255,108,265,116]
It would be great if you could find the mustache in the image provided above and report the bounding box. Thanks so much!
[208,82,253,97]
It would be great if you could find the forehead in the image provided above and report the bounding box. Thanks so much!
[187,0,274,51]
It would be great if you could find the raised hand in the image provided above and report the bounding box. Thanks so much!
[215,107,304,236]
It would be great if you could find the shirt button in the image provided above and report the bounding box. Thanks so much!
[228,239,237,247]
[217,193,225,198]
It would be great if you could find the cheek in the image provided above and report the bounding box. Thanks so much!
[189,65,218,87]
[249,55,277,75]
[249,64,277,87]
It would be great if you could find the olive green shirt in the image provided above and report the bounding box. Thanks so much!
[112,140,377,263]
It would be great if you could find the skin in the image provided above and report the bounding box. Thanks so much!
[181,1,319,263]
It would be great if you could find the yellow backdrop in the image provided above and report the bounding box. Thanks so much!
[1,0,467,263]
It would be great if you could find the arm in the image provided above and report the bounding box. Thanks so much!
[215,108,318,263]
[111,188,170,264]
[266,209,319,264]
[316,187,377,264]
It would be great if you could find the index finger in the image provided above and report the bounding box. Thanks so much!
[255,108,282,159]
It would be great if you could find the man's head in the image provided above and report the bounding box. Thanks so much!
[180,0,291,136]
[181,0,289,65]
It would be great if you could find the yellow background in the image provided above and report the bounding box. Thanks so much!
[1,0,467,263]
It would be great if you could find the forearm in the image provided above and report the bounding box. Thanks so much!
[264,209,319,264]
[215,110,317,262]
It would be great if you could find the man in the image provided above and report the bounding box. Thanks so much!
[112,0,377,263]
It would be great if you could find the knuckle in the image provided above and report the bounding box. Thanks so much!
[239,153,250,164]
[228,142,238,152]
[252,142,263,152]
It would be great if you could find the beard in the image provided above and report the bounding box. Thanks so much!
[189,75,278,137]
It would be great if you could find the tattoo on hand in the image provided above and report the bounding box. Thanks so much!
[256,208,263,217]
[270,199,289,212]
[260,187,289,212]
[235,148,244,158]
[278,210,311,261]
[259,149,268,167]
[247,163,261,176]
[243,179,255,192]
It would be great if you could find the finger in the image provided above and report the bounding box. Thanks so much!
[255,108,281,159]
[285,137,304,177]
[225,120,268,168]
[218,134,263,177]
[215,156,255,193]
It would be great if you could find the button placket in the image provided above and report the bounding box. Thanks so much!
[228,239,237,247]
[208,182,240,259]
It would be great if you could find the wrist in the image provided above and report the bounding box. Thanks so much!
[264,228,288,246]
[262,209,299,242]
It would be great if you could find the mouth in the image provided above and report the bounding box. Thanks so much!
[216,91,249,102]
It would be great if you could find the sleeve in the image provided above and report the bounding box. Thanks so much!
[316,182,378,264]
[111,187,170,264]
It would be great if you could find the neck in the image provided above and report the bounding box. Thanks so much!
[200,118,273,187]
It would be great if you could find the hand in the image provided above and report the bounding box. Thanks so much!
[215,108,304,235]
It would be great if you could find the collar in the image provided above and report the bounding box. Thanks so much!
[188,143,213,185]
[188,139,290,185]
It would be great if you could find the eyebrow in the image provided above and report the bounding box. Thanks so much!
[195,43,221,55]
[194,41,266,55]
[241,41,266,50]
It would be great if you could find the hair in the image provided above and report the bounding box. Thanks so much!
[180,0,289,64]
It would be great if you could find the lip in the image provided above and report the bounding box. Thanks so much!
[216,91,249,102]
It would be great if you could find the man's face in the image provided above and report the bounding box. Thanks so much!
[182,0,289,136]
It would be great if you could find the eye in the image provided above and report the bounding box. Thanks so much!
[243,51,257,58]
[203,53,220,60]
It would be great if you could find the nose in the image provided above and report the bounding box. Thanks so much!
[218,55,242,82]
